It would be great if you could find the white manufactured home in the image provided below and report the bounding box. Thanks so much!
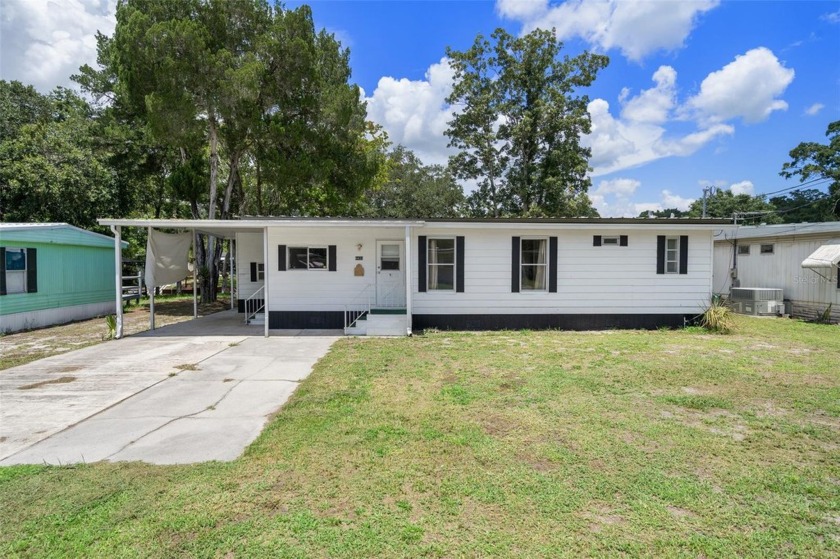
[99,218,732,337]
[713,222,840,323]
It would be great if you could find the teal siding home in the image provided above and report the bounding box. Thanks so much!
[0,223,124,333]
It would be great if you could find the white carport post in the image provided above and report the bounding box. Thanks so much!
[148,226,155,331]
[263,226,269,337]
[111,225,124,339]
[405,224,412,336]
[192,229,198,319]
[230,238,235,310]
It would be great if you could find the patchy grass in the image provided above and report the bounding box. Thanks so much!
[174,363,200,372]
[0,296,230,371]
[1,315,838,557]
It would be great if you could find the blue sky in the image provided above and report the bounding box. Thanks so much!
[2,0,839,216]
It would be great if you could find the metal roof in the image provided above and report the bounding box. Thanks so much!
[718,221,840,241]
[0,222,127,247]
[98,217,734,235]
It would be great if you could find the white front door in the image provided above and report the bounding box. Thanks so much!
[376,240,405,308]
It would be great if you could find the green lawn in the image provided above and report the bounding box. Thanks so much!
[1,317,838,558]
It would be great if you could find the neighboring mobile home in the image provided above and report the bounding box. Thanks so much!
[0,223,125,333]
[100,217,732,337]
[713,222,840,323]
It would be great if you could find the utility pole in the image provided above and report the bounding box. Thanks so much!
[701,185,717,218]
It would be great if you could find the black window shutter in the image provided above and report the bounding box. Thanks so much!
[455,236,465,293]
[656,236,666,274]
[0,247,6,295]
[328,245,337,271]
[26,248,37,293]
[593,235,602,247]
[679,236,689,275]
[620,235,628,247]
[549,236,558,293]
[418,236,427,292]
[837,265,840,289]
[511,236,520,293]
[250,262,257,282]
[278,245,286,271]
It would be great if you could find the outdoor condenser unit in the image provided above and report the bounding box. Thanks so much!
[729,287,784,316]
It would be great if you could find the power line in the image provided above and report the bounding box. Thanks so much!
[754,176,832,198]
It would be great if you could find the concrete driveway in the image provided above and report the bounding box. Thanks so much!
[0,311,340,465]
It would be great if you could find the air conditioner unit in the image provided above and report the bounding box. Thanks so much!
[730,287,783,301]
[738,300,783,316]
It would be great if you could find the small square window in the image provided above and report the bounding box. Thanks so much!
[257,263,264,281]
[602,236,619,245]
[738,245,750,255]
[760,244,774,254]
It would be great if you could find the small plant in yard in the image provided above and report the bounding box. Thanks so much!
[103,315,117,340]
[700,298,735,333]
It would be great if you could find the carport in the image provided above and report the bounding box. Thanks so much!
[99,218,272,339]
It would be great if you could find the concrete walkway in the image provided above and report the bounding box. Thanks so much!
[0,311,340,465]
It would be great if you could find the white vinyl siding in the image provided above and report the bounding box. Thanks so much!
[414,228,713,316]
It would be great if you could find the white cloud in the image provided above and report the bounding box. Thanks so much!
[728,180,754,195]
[661,190,695,210]
[620,66,677,124]
[364,58,455,167]
[685,47,794,124]
[822,9,840,24]
[499,0,720,61]
[588,179,695,218]
[584,67,734,176]
[496,0,548,20]
[804,102,825,116]
[0,0,117,92]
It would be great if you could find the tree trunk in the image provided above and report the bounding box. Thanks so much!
[202,111,220,304]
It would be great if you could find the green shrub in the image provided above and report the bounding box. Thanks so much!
[700,299,735,334]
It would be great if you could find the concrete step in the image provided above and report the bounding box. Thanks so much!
[247,313,265,326]
[365,313,407,336]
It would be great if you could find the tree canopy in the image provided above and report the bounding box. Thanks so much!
[359,146,464,219]
[685,190,780,224]
[780,120,840,220]
[446,28,607,218]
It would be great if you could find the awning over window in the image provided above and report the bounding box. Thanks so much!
[801,239,840,269]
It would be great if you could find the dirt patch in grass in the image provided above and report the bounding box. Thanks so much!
[18,376,77,390]
[0,296,230,371]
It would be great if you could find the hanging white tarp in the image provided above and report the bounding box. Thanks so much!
[801,239,840,269]
[145,230,192,289]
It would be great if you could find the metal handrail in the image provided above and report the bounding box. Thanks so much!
[344,284,373,329]
[244,285,265,324]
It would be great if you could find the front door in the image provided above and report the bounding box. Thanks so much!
[376,240,405,308]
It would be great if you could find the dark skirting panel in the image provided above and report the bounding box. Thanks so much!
[237,299,264,313]
[268,311,344,329]
[412,313,690,331]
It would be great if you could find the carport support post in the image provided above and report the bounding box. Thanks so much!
[263,227,269,337]
[112,225,124,339]
[192,229,198,319]
[148,227,155,331]
[229,239,235,310]
[405,225,412,336]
